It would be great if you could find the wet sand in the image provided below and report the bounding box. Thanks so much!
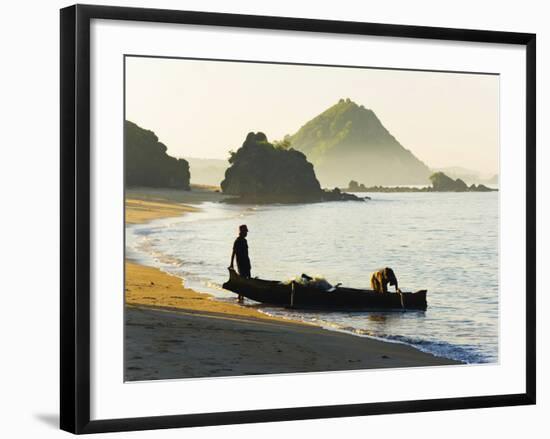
[125,261,309,324]
[125,187,461,381]
[125,305,460,381]
[125,185,231,224]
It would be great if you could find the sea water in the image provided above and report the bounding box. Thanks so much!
[126,192,499,364]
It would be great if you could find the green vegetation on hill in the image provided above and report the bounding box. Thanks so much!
[221,132,364,203]
[125,121,190,189]
[288,98,431,187]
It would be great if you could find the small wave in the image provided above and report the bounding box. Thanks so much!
[256,308,493,364]
[134,239,185,268]
[131,227,155,236]
[383,334,492,364]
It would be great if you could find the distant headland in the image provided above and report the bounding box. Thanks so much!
[346,172,497,193]
[288,98,432,187]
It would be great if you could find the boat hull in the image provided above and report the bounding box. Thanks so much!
[222,269,427,311]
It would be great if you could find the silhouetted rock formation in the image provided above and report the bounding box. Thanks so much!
[125,121,190,189]
[348,180,368,192]
[221,132,364,203]
[323,187,371,201]
[345,172,497,193]
[468,183,495,192]
[429,172,468,191]
[288,98,431,187]
[432,167,499,186]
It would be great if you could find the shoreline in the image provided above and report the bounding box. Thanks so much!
[125,186,462,380]
[126,187,314,323]
[125,261,312,325]
[125,185,231,224]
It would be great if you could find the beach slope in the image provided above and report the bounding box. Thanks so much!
[125,305,460,381]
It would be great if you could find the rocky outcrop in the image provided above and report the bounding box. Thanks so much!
[344,173,497,193]
[221,132,364,203]
[125,121,190,189]
[429,172,468,191]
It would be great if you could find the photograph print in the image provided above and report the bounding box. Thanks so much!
[124,56,499,382]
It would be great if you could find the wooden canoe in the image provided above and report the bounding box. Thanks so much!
[222,269,427,311]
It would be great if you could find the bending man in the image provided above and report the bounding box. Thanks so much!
[370,267,401,294]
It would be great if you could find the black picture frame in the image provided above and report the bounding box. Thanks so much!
[60,4,536,434]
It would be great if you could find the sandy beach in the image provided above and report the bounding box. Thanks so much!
[125,187,461,381]
[125,306,459,381]
[125,261,309,324]
[125,185,230,224]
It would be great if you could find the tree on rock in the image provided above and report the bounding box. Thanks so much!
[221,132,323,203]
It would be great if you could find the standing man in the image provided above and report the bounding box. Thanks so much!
[230,225,251,302]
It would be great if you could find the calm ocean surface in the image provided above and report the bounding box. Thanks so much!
[126,192,499,364]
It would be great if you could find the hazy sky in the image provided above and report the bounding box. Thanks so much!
[125,56,499,177]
